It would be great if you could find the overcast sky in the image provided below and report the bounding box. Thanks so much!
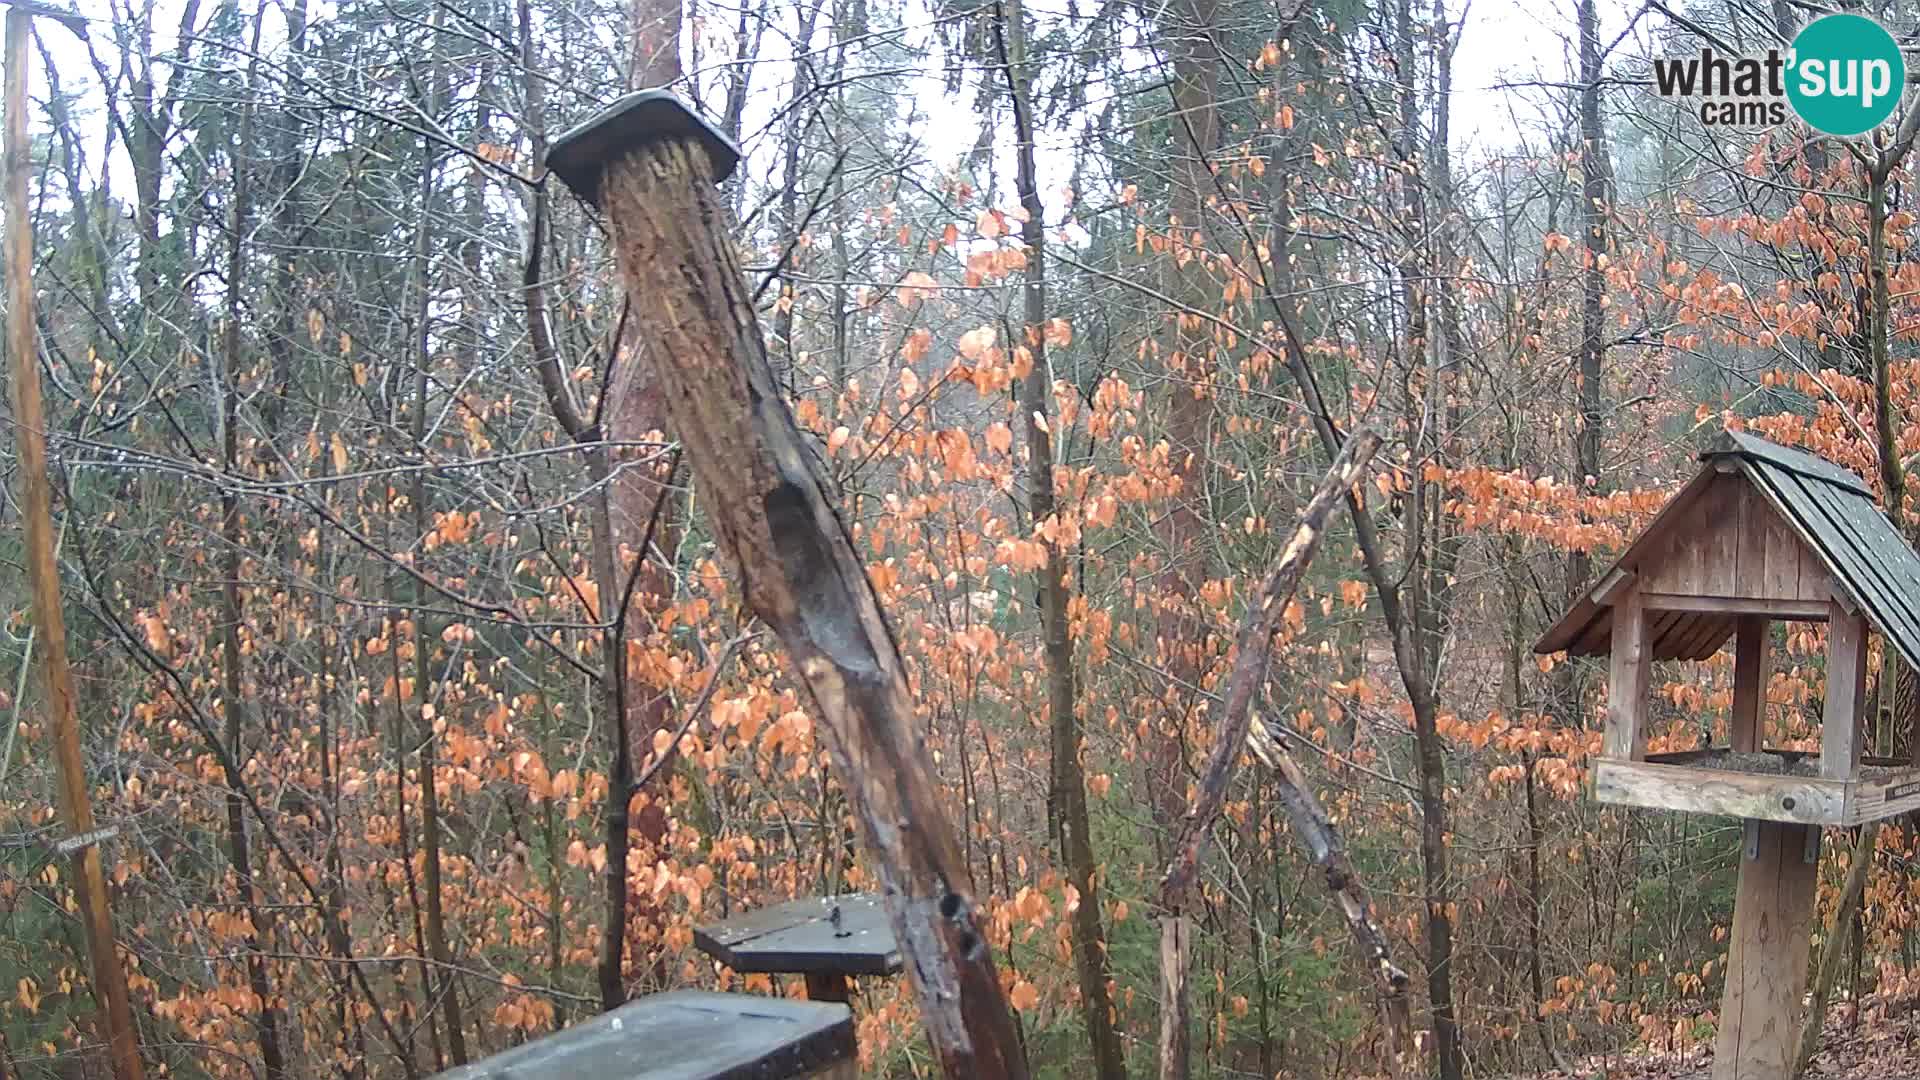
[31,0,1641,227]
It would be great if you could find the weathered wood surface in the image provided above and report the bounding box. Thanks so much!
[2,11,145,1079]
[1823,601,1867,781]
[694,894,901,979]
[1534,431,1920,681]
[1730,617,1767,752]
[1843,769,1920,824]
[1617,475,1833,607]
[1637,594,1827,620]
[436,991,853,1080]
[555,102,1026,1077]
[1592,760,1844,825]
[1603,590,1650,760]
[1712,821,1818,1080]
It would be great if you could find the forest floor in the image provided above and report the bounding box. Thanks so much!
[1515,993,1920,1078]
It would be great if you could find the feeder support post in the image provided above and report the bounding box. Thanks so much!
[1713,820,1818,1080]
[545,92,1029,1079]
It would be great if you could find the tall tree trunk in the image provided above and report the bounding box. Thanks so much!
[410,165,468,1074]
[1151,4,1221,1065]
[528,0,684,1006]
[1391,0,1462,1074]
[994,3,1125,1075]
[217,32,286,1078]
[771,0,826,393]
[1571,0,1607,598]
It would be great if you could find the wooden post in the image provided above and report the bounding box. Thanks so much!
[1713,821,1819,1080]
[2,10,145,1079]
[1823,600,1866,780]
[545,92,1027,1078]
[1730,616,1767,752]
[1604,590,1650,760]
[803,973,852,1004]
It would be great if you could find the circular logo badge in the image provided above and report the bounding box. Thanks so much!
[1787,14,1905,137]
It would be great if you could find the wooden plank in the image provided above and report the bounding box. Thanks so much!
[1712,821,1819,1080]
[1572,614,1612,656]
[436,990,856,1080]
[694,895,902,978]
[1764,500,1803,601]
[1645,749,1719,764]
[1735,483,1770,599]
[1823,485,1920,669]
[1589,567,1635,606]
[804,973,853,1003]
[1637,594,1828,620]
[1798,534,1836,603]
[1644,496,1710,596]
[1843,769,1920,824]
[1680,616,1734,662]
[1591,760,1846,825]
[1731,617,1768,753]
[1538,468,1719,655]
[1692,612,1729,657]
[1666,610,1729,662]
[1824,601,1867,781]
[1605,591,1651,760]
[1620,468,1722,578]
[1702,476,1742,597]
[1658,611,1702,663]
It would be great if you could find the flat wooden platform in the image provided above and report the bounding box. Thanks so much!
[1594,749,1920,825]
[694,894,901,978]
[435,990,853,1079]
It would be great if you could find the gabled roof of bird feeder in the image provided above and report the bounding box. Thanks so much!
[1535,430,1920,671]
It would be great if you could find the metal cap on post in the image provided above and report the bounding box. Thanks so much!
[545,90,740,206]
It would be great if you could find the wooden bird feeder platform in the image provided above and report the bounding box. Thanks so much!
[694,893,902,1003]
[437,991,854,1079]
[1537,431,1920,1079]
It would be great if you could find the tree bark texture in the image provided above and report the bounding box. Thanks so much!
[591,136,1029,1078]
[993,1,1126,1075]
[218,36,288,1077]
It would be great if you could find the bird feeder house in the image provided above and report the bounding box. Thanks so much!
[1537,431,1920,1079]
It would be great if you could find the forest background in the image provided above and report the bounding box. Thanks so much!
[4,0,1919,1076]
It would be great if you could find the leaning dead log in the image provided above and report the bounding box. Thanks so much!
[545,91,1027,1078]
[1152,429,1411,1080]
[1244,714,1413,1053]
[1795,821,1879,1077]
